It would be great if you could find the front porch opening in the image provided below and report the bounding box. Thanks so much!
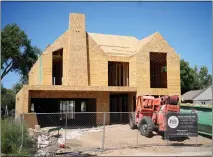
[150,52,167,88]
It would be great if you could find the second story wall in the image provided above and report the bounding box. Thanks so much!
[87,34,108,86]
[28,31,69,85]
[136,32,180,96]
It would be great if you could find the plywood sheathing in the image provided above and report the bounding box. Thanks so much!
[88,33,139,56]
[28,85,137,92]
[87,33,108,86]
[15,86,30,114]
[136,32,180,97]
[28,30,69,86]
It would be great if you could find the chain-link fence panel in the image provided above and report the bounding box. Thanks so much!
[65,112,104,152]
[104,112,139,150]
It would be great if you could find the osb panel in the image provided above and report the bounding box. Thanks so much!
[42,53,52,85]
[129,56,137,87]
[28,31,69,86]
[68,14,88,86]
[87,33,108,86]
[136,32,180,96]
[28,59,39,85]
[107,55,130,62]
[15,88,24,114]
[15,86,29,113]
[27,85,137,92]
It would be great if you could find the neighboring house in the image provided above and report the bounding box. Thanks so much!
[181,90,202,103]
[193,85,212,105]
[15,13,181,126]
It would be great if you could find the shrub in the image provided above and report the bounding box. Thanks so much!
[1,118,36,155]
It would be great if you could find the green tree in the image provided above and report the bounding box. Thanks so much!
[180,59,212,94]
[1,86,15,111]
[198,66,212,89]
[180,59,196,94]
[1,24,41,82]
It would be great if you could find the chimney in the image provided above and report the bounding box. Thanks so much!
[68,13,88,86]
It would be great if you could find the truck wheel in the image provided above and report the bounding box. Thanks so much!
[139,116,154,137]
[129,113,137,130]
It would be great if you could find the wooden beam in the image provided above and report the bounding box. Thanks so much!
[116,63,118,86]
[119,63,121,86]
[127,63,129,86]
[123,63,126,86]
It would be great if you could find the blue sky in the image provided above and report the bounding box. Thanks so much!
[2,2,212,89]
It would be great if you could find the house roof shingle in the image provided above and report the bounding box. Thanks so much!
[193,85,212,101]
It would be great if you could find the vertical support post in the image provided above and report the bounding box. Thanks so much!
[102,113,106,151]
[127,63,129,86]
[65,113,68,145]
[164,112,168,146]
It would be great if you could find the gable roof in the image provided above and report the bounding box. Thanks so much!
[193,85,212,101]
[88,32,156,56]
[88,32,139,56]
[181,90,202,101]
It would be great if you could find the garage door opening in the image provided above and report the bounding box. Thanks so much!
[150,52,167,88]
[30,98,96,128]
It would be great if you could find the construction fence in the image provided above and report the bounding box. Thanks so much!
[11,112,202,156]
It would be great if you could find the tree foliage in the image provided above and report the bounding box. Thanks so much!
[1,24,41,82]
[180,59,212,94]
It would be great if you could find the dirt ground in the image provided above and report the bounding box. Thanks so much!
[64,124,212,156]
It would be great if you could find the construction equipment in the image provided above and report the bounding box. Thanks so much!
[129,95,188,141]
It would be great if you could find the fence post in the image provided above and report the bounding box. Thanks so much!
[19,113,24,153]
[65,113,68,145]
[102,112,106,151]
[164,112,168,146]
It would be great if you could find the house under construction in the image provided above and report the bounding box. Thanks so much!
[15,13,181,127]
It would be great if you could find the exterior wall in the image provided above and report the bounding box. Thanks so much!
[68,13,88,86]
[107,55,130,62]
[28,59,40,85]
[129,56,137,87]
[29,90,110,125]
[15,86,29,114]
[28,31,69,86]
[136,33,181,97]
[87,34,108,86]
